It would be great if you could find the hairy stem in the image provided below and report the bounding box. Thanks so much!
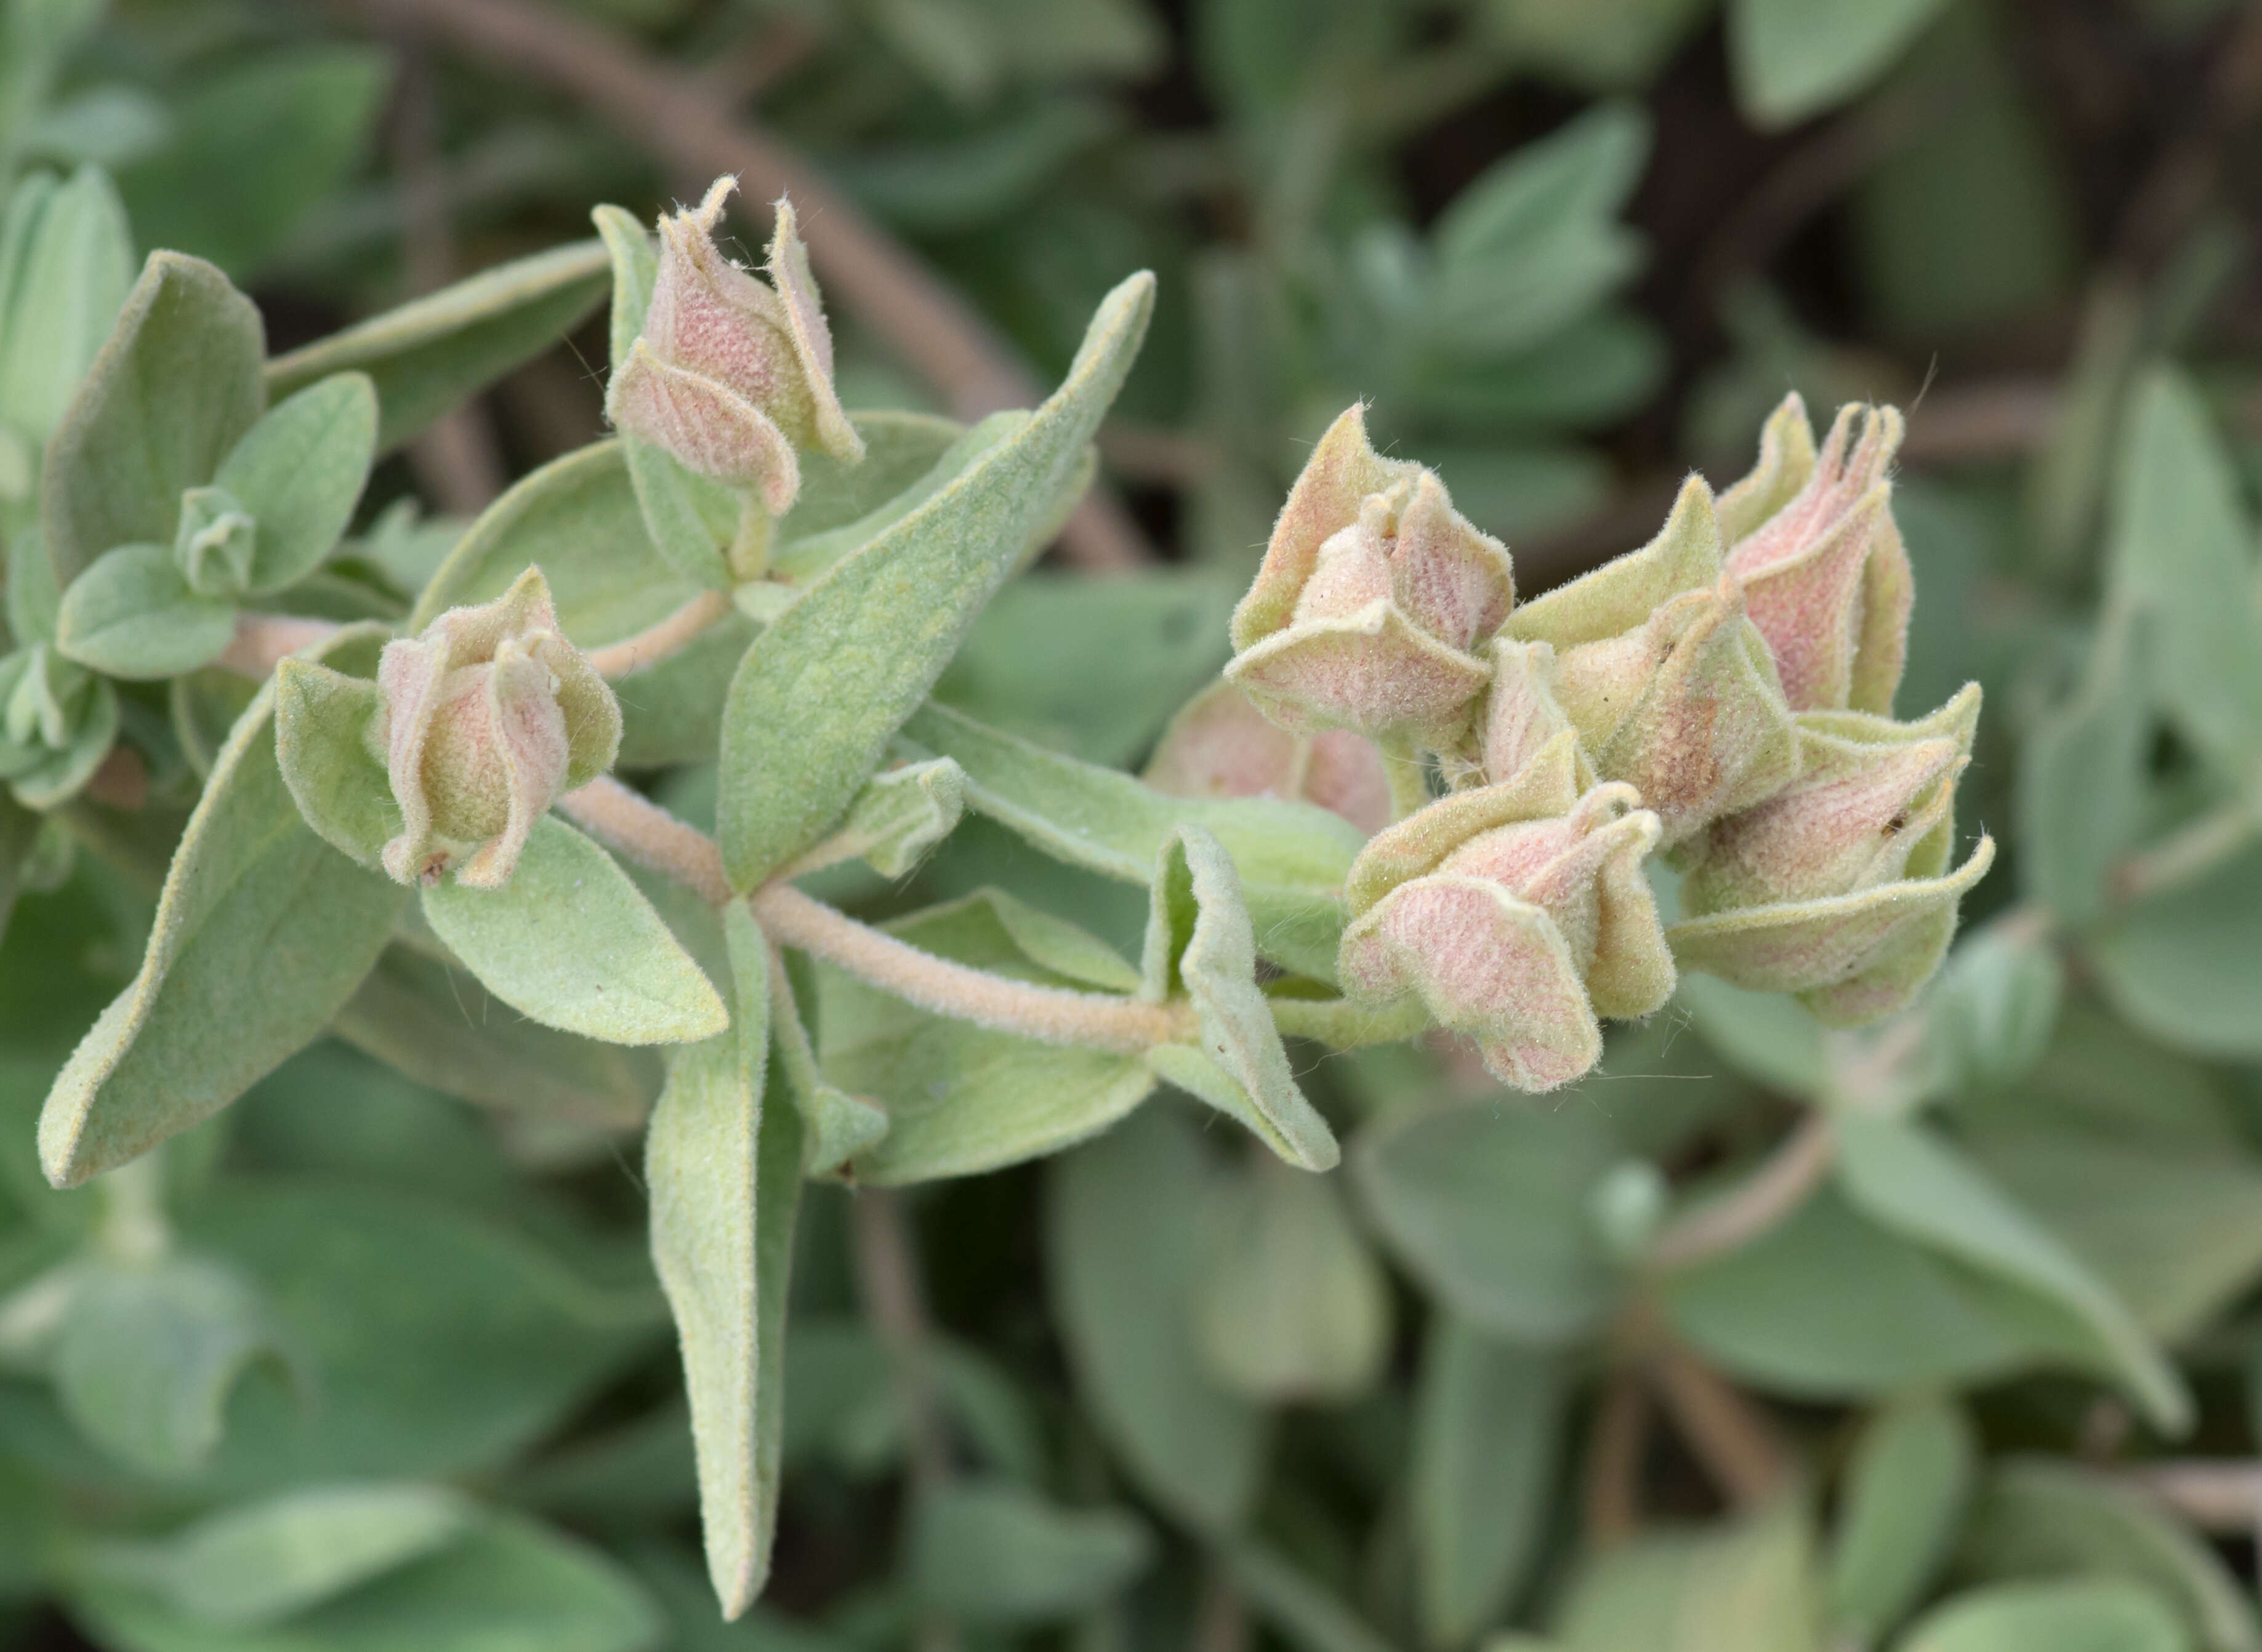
[558,776,732,902]
[1646,1110,1835,1273]
[1266,993,1431,1049]
[584,590,736,678]
[1646,1341,1790,1510]
[1380,739,1430,823]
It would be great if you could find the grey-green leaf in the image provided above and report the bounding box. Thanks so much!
[53,542,237,680]
[214,371,377,594]
[646,900,804,1618]
[36,627,406,1187]
[718,271,1154,888]
[2018,610,2152,929]
[909,1480,1152,1626]
[273,657,392,868]
[2089,843,2262,1061]
[1729,0,1952,129]
[1825,1392,1976,1646]
[1548,1499,1819,1652]
[827,756,966,878]
[420,816,728,1047]
[1899,1580,2189,1652]
[0,161,134,444]
[42,249,265,587]
[264,239,611,452]
[1047,1105,1267,1532]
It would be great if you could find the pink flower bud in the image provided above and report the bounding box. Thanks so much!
[1721,396,1915,714]
[1336,732,1675,1091]
[1226,407,1514,747]
[1143,680,1390,835]
[604,178,864,514]
[1472,637,1592,793]
[376,567,621,889]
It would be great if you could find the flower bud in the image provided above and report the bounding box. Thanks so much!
[1667,686,1994,1027]
[1470,636,1592,792]
[376,567,621,889]
[1337,732,1674,1091]
[174,484,257,596]
[1720,396,1914,715]
[1226,406,1513,748]
[604,178,864,515]
[1143,680,1389,835]
[1503,478,1800,848]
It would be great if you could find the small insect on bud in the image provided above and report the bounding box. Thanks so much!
[375,567,621,890]
[1226,406,1514,750]
[1719,395,1915,715]
[604,177,864,515]
[1144,680,1390,835]
[1337,732,1675,1091]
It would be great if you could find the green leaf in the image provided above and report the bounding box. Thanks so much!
[0,162,132,444]
[2018,611,2152,928]
[420,816,727,1048]
[1549,1500,1819,1652]
[1141,827,1337,1169]
[3,657,115,809]
[213,372,376,594]
[2105,370,2262,782]
[768,952,887,1177]
[909,1480,1151,1626]
[1410,1317,1564,1647]
[904,700,1362,982]
[36,627,406,1187]
[273,657,392,869]
[267,239,611,453]
[1047,1105,1267,1531]
[1899,1581,2189,1652]
[68,1512,662,1652]
[1354,1096,1624,1342]
[41,249,265,588]
[1832,1113,2189,1433]
[613,611,758,769]
[816,889,1154,1185]
[333,946,656,1129]
[116,46,390,279]
[1192,1155,1389,1402]
[53,1256,284,1477]
[1220,1540,1403,1652]
[717,271,1154,888]
[776,409,975,551]
[2089,843,2262,1061]
[1825,1393,1975,1646]
[53,542,237,680]
[1728,0,1952,128]
[771,414,1023,584]
[1927,921,2064,1097]
[646,900,803,1618]
[1674,972,1828,1099]
[82,1484,475,1627]
[1956,1459,2258,1652]
[826,757,966,878]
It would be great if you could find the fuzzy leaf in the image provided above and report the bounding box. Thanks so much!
[420,815,727,1047]
[214,371,377,594]
[265,239,610,452]
[718,272,1154,888]
[2089,843,2262,1061]
[1827,1393,1976,1646]
[769,950,888,1176]
[41,250,265,587]
[36,627,406,1187]
[0,162,134,444]
[53,542,238,680]
[646,900,803,1618]
[2018,611,2152,929]
[909,1480,1152,1626]
[905,700,1362,982]
[828,756,965,877]
[1899,1581,2187,1652]
[273,657,392,868]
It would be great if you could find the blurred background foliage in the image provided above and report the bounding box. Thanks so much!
[7,0,2262,1649]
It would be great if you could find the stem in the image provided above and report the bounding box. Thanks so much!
[2114,798,2262,904]
[584,589,735,678]
[2123,1461,2262,1536]
[1265,993,1430,1049]
[558,777,1195,1054]
[727,495,772,583]
[216,612,342,679]
[1646,1342,1790,1510]
[1380,739,1430,823]
[1647,1111,1835,1273]
[1583,1371,1649,1548]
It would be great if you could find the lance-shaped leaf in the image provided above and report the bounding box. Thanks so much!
[2019,609,2152,929]
[264,239,611,452]
[1899,1581,2185,1652]
[817,889,1154,1186]
[37,627,406,1187]
[214,371,378,594]
[42,250,265,587]
[420,815,727,1048]
[769,950,887,1176]
[1832,1112,2189,1433]
[0,162,134,445]
[904,700,1362,982]
[909,1480,1153,1626]
[1140,827,1338,1171]
[646,899,805,1618]
[1827,1392,1976,1648]
[718,271,1154,889]
[53,541,238,679]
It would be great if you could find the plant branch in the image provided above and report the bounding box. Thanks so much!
[1647,1110,1836,1273]
[1266,993,1431,1049]
[1583,1369,1649,1549]
[339,0,1153,571]
[557,777,1196,1053]
[2123,1460,2262,1536]
[1646,1341,1792,1510]
[2114,797,2262,904]
[584,589,736,677]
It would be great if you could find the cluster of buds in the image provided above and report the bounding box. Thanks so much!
[1143,680,1391,835]
[605,177,864,517]
[376,569,621,889]
[1213,393,1992,1088]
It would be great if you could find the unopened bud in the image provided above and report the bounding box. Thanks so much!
[175,484,257,598]
[605,178,863,514]
[376,567,621,889]
[1721,396,1914,715]
[1227,406,1513,748]
[1143,680,1389,835]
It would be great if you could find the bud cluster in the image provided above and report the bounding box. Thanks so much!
[1218,395,1992,1089]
